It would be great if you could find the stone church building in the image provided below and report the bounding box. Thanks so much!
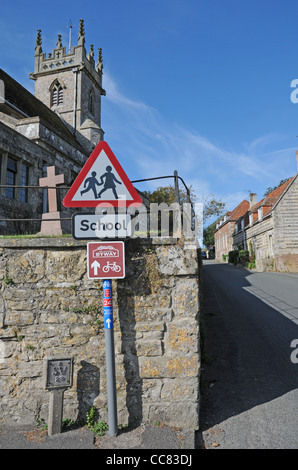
[0,20,106,234]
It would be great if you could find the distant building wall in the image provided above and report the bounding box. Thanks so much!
[240,176,298,272]
[273,176,298,272]
[215,221,235,261]
[243,217,274,271]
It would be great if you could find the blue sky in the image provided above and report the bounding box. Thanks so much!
[1,0,298,223]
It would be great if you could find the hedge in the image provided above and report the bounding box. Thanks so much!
[228,250,249,266]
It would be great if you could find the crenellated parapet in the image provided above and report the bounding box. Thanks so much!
[31,19,104,89]
[30,19,105,147]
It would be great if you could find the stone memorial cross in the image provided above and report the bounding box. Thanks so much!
[39,166,65,235]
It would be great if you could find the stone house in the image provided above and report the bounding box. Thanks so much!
[0,20,105,234]
[214,199,249,261]
[232,169,298,272]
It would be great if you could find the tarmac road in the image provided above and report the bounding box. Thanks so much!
[199,260,298,449]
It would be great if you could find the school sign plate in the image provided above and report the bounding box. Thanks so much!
[63,141,142,208]
[72,213,132,239]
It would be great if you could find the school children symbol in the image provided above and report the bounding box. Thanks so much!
[80,166,122,200]
[63,141,142,208]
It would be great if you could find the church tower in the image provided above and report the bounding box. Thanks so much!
[30,20,106,151]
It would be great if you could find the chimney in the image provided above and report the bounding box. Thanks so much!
[249,193,257,208]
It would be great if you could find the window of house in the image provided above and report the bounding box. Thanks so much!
[20,163,29,202]
[51,82,63,106]
[42,164,49,213]
[249,213,253,226]
[6,157,17,199]
[269,234,273,256]
[258,207,263,221]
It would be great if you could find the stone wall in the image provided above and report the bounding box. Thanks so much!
[0,119,87,235]
[0,237,200,430]
[273,175,298,272]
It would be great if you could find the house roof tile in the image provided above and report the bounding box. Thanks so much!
[229,199,250,220]
[214,199,249,232]
[249,177,294,213]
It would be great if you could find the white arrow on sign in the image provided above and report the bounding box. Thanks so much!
[106,318,112,328]
[91,260,101,275]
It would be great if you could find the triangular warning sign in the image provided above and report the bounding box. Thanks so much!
[63,141,142,208]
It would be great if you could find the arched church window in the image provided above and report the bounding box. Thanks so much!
[88,89,95,115]
[51,81,63,106]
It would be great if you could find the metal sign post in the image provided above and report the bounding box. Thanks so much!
[103,279,117,436]
[63,141,139,439]
[86,242,125,436]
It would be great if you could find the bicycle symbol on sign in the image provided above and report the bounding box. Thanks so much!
[103,262,121,273]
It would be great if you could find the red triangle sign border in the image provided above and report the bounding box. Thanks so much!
[63,141,143,208]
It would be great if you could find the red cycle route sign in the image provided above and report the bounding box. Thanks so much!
[87,241,125,279]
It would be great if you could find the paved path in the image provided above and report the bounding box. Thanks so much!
[0,423,194,450]
[199,261,298,449]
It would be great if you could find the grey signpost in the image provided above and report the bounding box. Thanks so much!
[103,279,117,436]
[62,140,141,438]
[87,241,125,436]
[44,357,73,436]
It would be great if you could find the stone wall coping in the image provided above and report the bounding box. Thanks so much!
[0,236,179,249]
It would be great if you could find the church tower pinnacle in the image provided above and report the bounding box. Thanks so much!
[30,20,106,151]
[78,18,85,46]
[35,29,42,54]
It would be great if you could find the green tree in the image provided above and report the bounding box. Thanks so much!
[143,184,196,236]
[144,185,225,239]
[202,194,226,248]
[202,194,226,223]
[144,187,225,222]
[263,178,291,197]
[203,220,217,247]
[143,184,196,205]
[144,185,226,223]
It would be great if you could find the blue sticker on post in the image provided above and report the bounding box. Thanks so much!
[104,313,113,329]
[103,280,112,290]
[103,279,113,329]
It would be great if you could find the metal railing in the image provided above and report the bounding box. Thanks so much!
[131,172,196,231]
[0,170,197,231]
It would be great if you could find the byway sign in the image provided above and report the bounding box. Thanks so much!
[63,141,142,208]
[87,241,125,279]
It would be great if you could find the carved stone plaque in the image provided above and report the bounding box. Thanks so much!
[45,357,73,389]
